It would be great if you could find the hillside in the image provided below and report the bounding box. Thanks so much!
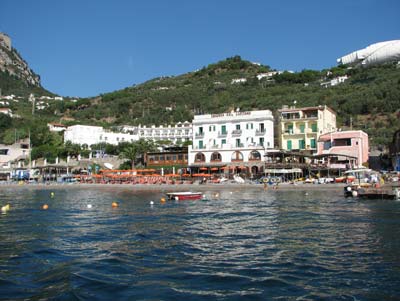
[1,50,399,147]
[56,56,400,146]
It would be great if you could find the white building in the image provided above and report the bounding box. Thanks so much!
[64,125,139,147]
[122,121,192,145]
[320,75,348,88]
[47,123,67,132]
[0,139,30,171]
[188,110,274,172]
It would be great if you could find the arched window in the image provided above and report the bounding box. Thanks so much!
[195,152,206,162]
[249,150,261,161]
[231,151,243,162]
[210,152,222,162]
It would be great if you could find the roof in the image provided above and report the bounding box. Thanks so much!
[48,122,66,127]
[278,105,336,115]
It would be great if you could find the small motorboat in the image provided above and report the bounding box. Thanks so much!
[166,192,203,201]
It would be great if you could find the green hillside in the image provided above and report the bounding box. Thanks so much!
[57,56,400,146]
[1,56,400,148]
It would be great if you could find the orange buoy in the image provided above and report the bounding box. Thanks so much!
[112,202,118,208]
[160,197,166,203]
[42,204,49,210]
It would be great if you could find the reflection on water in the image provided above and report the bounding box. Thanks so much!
[0,187,400,300]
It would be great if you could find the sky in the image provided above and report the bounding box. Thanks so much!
[1,0,399,98]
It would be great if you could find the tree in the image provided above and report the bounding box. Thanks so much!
[118,139,157,169]
[118,144,138,169]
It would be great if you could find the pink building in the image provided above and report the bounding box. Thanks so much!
[317,130,369,169]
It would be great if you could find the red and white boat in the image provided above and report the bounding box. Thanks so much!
[166,192,203,201]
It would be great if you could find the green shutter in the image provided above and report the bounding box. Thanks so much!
[310,138,316,148]
[287,140,292,150]
[311,124,317,132]
[299,139,305,149]
[221,125,226,134]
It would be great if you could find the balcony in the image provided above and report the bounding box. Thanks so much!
[193,145,207,150]
[283,129,305,135]
[218,131,227,137]
[255,129,266,136]
[231,129,242,136]
[195,132,204,138]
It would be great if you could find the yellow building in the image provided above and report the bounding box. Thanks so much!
[278,105,336,153]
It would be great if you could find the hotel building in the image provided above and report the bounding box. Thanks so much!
[122,121,192,145]
[188,110,274,173]
[278,105,337,153]
[317,130,369,169]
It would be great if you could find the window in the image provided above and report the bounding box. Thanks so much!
[236,139,241,147]
[311,123,317,133]
[259,137,264,146]
[299,139,305,149]
[300,124,305,133]
[199,126,203,134]
[259,123,264,131]
[221,139,226,145]
[199,140,203,149]
[310,138,316,148]
[195,153,205,162]
[288,124,293,134]
[236,124,240,130]
[287,140,292,150]
[211,152,222,162]
[249,150,261,161]
[231,151,243,161]
[178,154,183,160]
[333,138,351,146]
[221,125,227,134]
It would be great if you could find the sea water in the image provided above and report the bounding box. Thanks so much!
[0,186,399,300]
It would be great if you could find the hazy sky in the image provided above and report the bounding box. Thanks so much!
[1,0,399,97]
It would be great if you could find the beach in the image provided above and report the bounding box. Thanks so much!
[0,181,347,192]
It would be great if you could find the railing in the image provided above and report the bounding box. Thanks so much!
[195,132,204,138]
[218,131,227,137]
[231,129,242,136]
[255,129,265,136]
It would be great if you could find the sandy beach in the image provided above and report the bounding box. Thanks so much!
[0,182,347,192]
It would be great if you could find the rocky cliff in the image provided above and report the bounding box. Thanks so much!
[0,32,41,87]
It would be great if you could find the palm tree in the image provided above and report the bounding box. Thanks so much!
[119,139,157,169]
[119,144,138,169]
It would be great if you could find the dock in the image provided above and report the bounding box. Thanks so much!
[357,185,400,200]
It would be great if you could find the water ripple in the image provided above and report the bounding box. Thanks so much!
[0,188,400,300]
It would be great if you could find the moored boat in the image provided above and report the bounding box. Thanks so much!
[166,192,203,201]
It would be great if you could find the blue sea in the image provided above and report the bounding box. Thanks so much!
[1,186,400,300]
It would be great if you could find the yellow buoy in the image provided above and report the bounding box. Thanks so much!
[1,204,10,213]
[50,192,55,198]
[42,204,49,210]
[112,202,118,208]
[160,197,166,203]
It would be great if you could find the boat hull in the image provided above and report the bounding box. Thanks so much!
[166,192,203,201]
